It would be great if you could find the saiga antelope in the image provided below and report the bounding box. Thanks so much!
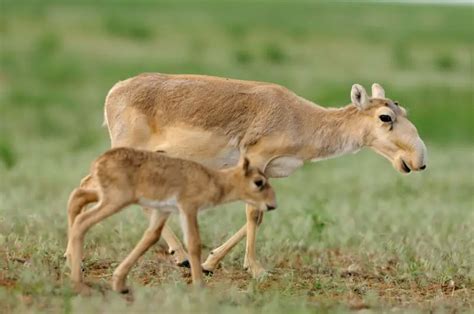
[66,148,276,292]
[83,73,427,278]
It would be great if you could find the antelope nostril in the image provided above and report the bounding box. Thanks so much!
[266,204,276,211]
[420,165,426,170]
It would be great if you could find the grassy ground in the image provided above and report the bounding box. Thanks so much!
[0,1,473,313]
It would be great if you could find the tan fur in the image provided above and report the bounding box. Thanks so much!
[102,73,427,277]
[66,148,275,292]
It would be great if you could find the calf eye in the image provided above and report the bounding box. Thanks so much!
[379,115,392,123]
[254,179,264,188]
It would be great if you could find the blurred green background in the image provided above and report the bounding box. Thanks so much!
[0,1,472,168]
[0,1,473,312]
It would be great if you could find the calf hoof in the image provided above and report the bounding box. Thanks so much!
[177,259,190,268]
[202,268,213,276]
[112,282,131,294]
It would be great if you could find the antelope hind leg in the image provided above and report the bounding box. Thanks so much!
[142,207,189,267]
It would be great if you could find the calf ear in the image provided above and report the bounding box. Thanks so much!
[371,83,385,98]
[242,157,250,176]
[351,84,369,110]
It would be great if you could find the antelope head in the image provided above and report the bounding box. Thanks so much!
[351,83,427,174]
[232,158,277,211]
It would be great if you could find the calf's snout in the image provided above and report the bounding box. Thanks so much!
[266,204,276,211]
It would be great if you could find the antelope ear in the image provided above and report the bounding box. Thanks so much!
[371,83,385,98]
[242,157,250,176]
[351,84,369,110]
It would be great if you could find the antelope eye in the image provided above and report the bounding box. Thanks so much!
[379,115,392,123]
[254,179,264,188]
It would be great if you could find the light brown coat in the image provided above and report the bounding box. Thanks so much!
[100,73,427,277]
[66,147,275,292]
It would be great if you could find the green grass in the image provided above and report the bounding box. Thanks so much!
[0,1,473,313]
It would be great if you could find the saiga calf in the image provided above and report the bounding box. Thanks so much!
[65,148,276,293]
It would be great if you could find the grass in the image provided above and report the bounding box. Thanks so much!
[0,1,473,313]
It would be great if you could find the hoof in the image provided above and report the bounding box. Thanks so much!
[177,259,190,268]
[244,263,267,278]
[202,268,213,276]
[112,274,130,294]
[112,282,130,294]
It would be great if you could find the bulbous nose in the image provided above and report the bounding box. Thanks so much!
[420,165,426,170]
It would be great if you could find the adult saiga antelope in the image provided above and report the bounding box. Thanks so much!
[96,73,427,277]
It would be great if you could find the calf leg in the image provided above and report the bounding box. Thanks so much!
[69,199,126,290]
[182,210,203,286]
[112,210,170,293]
[243,205,266,277]
[65,188,99,261]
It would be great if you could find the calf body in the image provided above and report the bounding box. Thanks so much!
[66,148,275,292]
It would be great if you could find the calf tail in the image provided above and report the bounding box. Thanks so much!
[79,174,97,190]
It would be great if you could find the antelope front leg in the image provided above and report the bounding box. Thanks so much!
[112,211,169,293]
[201,224,246,273]
[202,204,265,277]
[202,204,265,278]
[243,204,266,278]
[182,210,203,286]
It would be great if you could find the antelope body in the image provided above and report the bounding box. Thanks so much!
[97,73,427,277]
[66,147,275,292]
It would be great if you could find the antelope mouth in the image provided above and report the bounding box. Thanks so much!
[401,159,411,173]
